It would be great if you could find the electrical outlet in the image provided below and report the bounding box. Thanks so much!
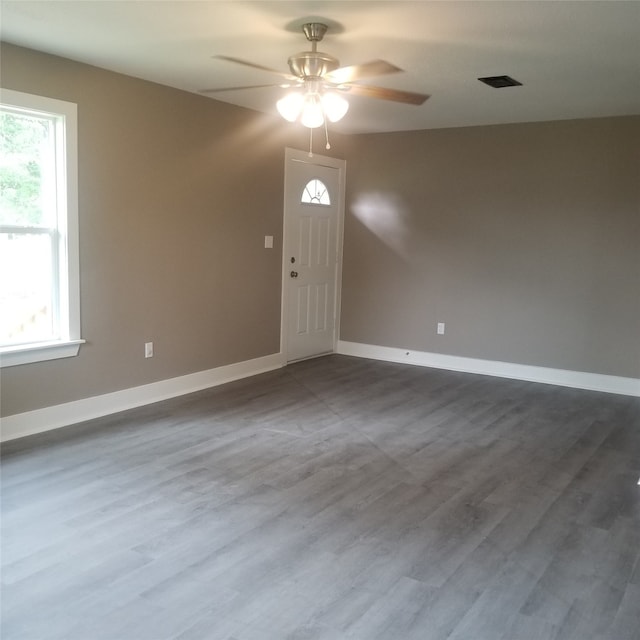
[144,342,154,358]
[437,322,445,335]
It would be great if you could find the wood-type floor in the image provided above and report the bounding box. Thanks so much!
[2,355,639,640]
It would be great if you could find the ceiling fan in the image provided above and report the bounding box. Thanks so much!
[200,22,430,129]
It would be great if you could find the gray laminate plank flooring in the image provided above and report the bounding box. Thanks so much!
[1,355,639,640]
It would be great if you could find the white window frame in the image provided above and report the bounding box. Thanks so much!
[0,88,83,368]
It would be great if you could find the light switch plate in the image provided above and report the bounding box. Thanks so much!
[264,235,273,249]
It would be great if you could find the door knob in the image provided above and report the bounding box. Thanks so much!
[290,271,298,278]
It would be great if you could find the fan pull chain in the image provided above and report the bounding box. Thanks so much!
[308,127,313,157]
[324,119,331,150]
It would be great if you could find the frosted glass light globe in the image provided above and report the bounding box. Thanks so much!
[321,92,349,122]
[276,92,304,122]
[300,95,324,128]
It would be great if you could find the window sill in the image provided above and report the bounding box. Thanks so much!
[0,339,85,368]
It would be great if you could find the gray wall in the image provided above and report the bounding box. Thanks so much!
[341,117,640,378]
[0,43,346,417]
[2,43,638,420]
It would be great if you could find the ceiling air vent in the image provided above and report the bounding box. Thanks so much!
[478,75,522,88]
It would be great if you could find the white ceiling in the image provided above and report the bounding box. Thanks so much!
[2,1,640,134]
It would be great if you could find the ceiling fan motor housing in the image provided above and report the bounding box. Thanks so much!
[288,22,340,79]
[288,51,340,78]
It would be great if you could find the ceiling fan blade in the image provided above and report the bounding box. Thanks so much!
[199,83,286,94]
[325,60,402,84]
[345,83,430,105]
[213,55,294,80]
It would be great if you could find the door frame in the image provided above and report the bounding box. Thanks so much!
[280,147,346,363]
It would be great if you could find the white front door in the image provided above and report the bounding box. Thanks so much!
[282,149,345,362]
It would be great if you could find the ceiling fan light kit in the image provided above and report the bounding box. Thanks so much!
[277,85,349,128]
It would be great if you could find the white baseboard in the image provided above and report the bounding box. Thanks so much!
[1,352,284,442]
[3,345,637,442]
[337,340,640,397]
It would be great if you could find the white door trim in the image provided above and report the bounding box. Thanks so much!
[280,147,346,362]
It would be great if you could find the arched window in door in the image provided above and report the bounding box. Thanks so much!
[301,179,331,205]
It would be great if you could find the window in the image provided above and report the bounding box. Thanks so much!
[301,179,331,205]
[0,89,82,367]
